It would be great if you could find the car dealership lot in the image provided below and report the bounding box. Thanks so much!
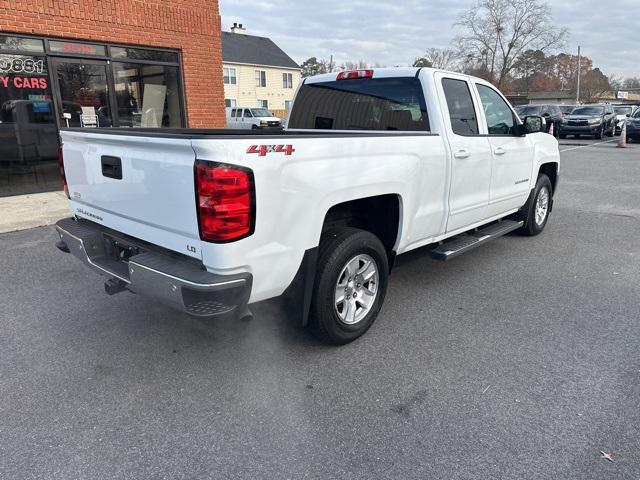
[1,138,639,479]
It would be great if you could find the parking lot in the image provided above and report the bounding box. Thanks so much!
[1,137,639,479]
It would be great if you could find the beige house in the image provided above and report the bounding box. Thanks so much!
[222,24,301,114]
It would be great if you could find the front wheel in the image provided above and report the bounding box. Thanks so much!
[594,125,603,139]
[517,174,553,236]
[308,228,389,344]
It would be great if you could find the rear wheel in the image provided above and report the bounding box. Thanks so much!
[308,228,389,344]
[517,174,552,236]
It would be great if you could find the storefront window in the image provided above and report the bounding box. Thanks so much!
[0,34,185,196]
[49,40,106,56]
[113,63,182,127]
[0,35,44,53]
[0,54,58,196]
[111,47,179,63]
[55,61,113,128]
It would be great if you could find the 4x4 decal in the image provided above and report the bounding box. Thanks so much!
[247,145,295,157]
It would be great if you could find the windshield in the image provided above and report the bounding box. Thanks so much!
[614,106,633,116]
[516,105,542,116]
[571,106,604,116]
[251,109,273,117]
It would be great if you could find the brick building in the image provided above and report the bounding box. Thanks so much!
[0,0,225,197]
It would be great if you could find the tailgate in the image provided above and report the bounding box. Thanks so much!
[61,130,202,259]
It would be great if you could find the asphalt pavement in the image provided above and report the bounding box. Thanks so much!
[1,137,639,479]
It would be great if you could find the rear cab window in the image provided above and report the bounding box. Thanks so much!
[288,77,429,131]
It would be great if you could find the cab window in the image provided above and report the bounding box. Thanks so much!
[476,84,516,135]
[441,78,478,135]
[243,109,253,118]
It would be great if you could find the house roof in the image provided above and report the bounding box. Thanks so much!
[221,32,299,69]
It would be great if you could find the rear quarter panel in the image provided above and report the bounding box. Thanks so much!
[191,134,448,302]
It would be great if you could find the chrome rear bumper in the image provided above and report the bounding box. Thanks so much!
[55,218,252,319]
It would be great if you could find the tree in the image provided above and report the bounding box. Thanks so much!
[454,0,567,88]
[579,68,611,103]
[623,77,640,89]
[339,60,369,71]
[300,57,330,77]
[413,57,432,68]
[413,48,457,70]
[512,49,554,93]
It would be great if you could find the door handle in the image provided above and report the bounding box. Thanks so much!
[454,149,470,159]
[101,155,122,180]
[494,146,506,156]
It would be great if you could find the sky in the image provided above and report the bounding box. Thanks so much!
[220,0,639,80]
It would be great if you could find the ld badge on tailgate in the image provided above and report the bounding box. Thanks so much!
[247,144,295,157]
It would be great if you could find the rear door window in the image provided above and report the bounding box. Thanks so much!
[441,78,479,135]
[288,77,429,131]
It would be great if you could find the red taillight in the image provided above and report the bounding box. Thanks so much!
[195,161,255,243]
[57,145,70,198]
[336,69,374,81]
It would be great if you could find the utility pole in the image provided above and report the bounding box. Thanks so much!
[576,46,581,104]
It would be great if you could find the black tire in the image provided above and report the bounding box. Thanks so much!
[574,134,580,139]
[559,132,567,139]
[594,125,603,139]
[308,228,389,345]
[517,174,553,236]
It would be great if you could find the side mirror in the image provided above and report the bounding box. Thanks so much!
[515,115,545,135]
[627,114,631,117]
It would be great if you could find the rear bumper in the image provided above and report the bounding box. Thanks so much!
[55,218,252,320]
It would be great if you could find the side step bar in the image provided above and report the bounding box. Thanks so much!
[430,220,524,261]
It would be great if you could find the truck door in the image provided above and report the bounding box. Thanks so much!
[437,74,493,232]
[474,83,533,217]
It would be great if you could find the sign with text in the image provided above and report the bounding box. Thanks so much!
[0,55,45,74]
[0,75,48,89]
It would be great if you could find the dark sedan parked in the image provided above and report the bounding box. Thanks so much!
[515,104,562,136]
[559,104,616,139]
[625,107,640,142]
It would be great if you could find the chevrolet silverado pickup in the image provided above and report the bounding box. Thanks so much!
[55,68,560,344]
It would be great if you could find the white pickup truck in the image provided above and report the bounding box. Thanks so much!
[56,68,559,344]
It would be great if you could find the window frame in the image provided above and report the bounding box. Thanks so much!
[225,98,237,108]
[257,99,269,109]
[223,67,237,85]
[475,82,521,137]
[255,69,267,87]
[282,72,293,89]
[441,77,481,137]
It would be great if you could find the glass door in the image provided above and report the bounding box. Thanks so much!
[51,58,113,128]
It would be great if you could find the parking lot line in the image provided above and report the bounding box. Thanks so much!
[559,139,618,153]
